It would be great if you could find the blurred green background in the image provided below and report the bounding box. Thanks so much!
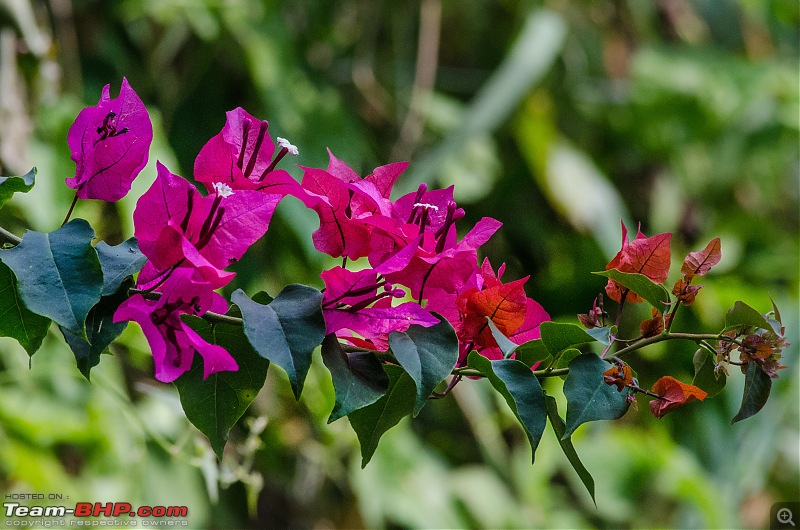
[1,0,798,528]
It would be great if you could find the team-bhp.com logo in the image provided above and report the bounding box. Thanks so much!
[4,502,189,526]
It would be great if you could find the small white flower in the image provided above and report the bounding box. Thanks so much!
[277,137,299,156]
[213,182,234,198]
[414,202,439,211]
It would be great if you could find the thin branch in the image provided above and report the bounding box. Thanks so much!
[0,225,22,246]
[614,332,745,357]
[62,192,79,226]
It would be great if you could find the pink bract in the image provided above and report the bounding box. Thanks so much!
[66,78,152,202]
[134,162,282,272]
[113,269,237,382]
[193,107,299,195]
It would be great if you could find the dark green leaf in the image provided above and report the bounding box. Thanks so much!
[539,321,597,358]
[0,261,51,355]
[0,168,36,210]
[725,301,776,334]
[585,327,611,345]
[389,316,458,416]
[95,237,147,296]
[0,219,103,338]
[555,348,582,370]
[691,349,726,398]
[562,353,632,439]
[59,278,132,379]
[175,314,270,458]
[349,364,416,467]
[593,270,671,311]
[544,394,596,506]
[731,361,772,424]
[232,284,325,399]
[514,339,552,368]
[321,334,388,423]
[468,351,547,463]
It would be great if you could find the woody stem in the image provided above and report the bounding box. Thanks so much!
[62,193,79,226]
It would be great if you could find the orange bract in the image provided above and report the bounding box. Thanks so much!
[649,376,707,418]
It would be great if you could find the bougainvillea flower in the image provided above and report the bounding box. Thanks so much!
[649,376,707,418]
[114,268,237,382]
[294,165,373,259]
[134,163,282,275]
[292,151,410,260]
[193,107,299,195]
[639,308,673,338]
[426,258,549,363]
[738,332,789,379]
[66,78,152,202]
[364,184,463,267]
[320,265,438,343]
[603,362,635,392]
[387,216,502,301]
[605,221,671,303]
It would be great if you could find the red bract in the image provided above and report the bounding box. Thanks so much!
[193,107,299,195]
[134,163,282,276]
[66,78,152,202]
[605,221,671,303]
[680,237,721,281]
[293,152,408,260]
[649,376,707,418]
[428,259,549,363]
[113,268,237,382]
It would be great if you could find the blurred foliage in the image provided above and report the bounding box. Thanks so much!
[0,0,797,528]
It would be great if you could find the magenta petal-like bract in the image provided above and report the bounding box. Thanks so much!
[323,302,439,339]
[134,163,280,270]
[113,269,236,382]
[66,78,152,202]
[194,107,300,196]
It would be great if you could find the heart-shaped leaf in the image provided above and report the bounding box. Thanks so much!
[562,353,632,438]
[539,321,597,357]
[0,261,51,355]
[95,237,147,296]
[321,334,388,423]
[389,316,458,416]
[731,361,772,424]
[175,314,270,458]
[593,270,671,312]
[725,301,777,334]
[348,364,416,467]
[468,351,547,463]
[232,284,325,399]
[0,219,103,338]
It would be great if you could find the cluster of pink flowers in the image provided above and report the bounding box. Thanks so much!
[114,107,298,382]
[68,80,549,383]
[292,152,550,364]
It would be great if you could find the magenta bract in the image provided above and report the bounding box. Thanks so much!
[193,107,299,195]
[66,78,152,202]
[113,269,237,382]
[134,163,281,274]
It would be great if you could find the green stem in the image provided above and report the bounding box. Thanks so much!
[614,332,745,357]
[0,226,22,246]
